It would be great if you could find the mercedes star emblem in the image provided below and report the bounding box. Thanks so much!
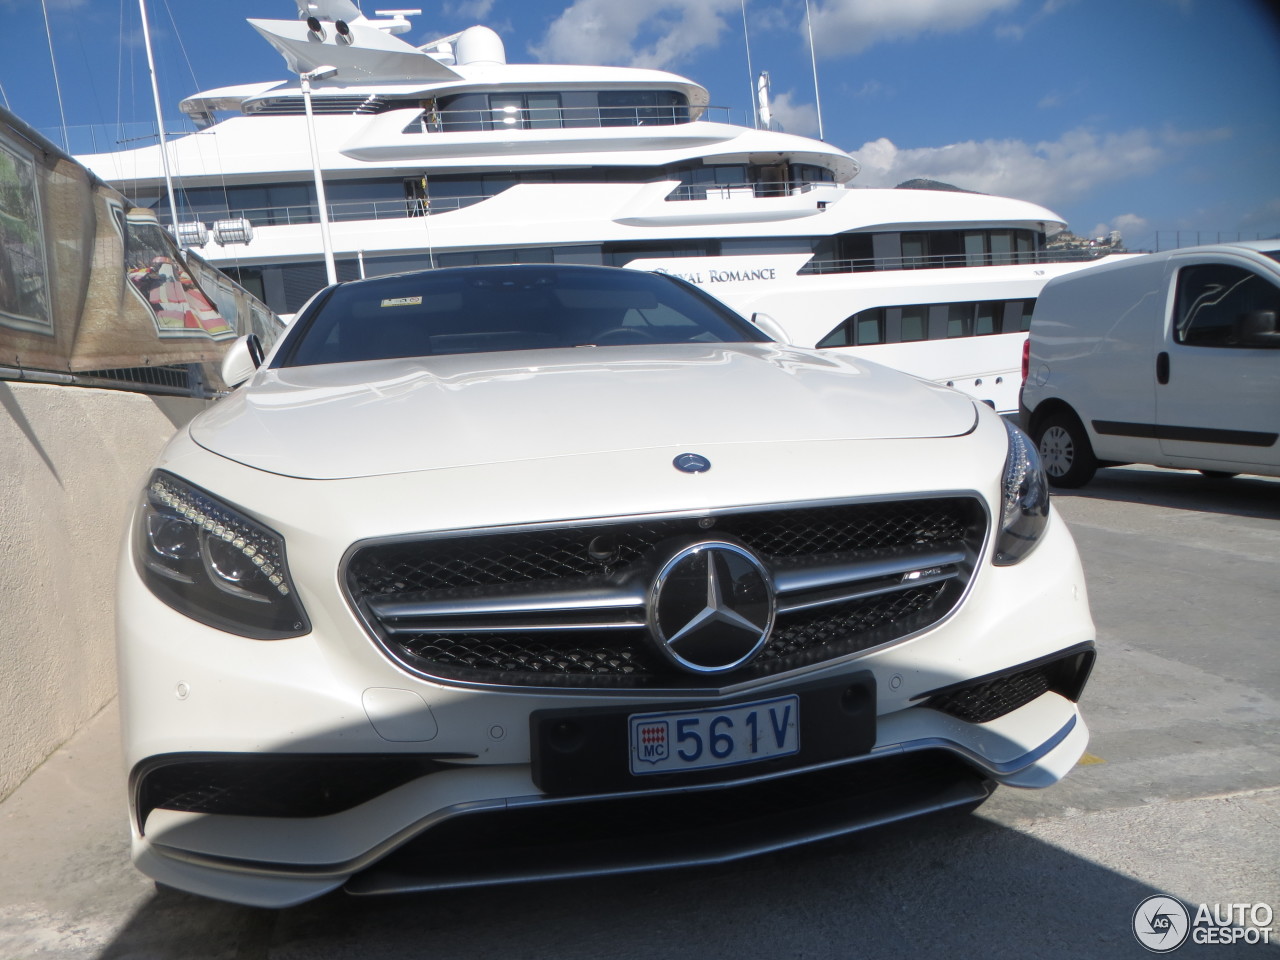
[673,453,711,473]
[648,541,775,674]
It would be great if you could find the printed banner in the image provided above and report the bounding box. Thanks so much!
[0,106,278,374]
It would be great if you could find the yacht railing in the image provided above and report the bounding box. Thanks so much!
[411,104,734,132]
[799,248,1116,274]
[664,180,833,201]
[163,179,838,230]
[49,103,747,156]
[174,194,489,228]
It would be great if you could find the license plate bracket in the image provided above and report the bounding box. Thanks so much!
[531,672,875,796]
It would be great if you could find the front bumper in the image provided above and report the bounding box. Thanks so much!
[117,503,1094,908]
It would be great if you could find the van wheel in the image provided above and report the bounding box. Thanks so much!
[1034,412,1097,488]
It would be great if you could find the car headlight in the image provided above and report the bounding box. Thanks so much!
[994,419,1050,565]
[133,471,310,639]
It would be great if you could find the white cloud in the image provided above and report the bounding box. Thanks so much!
[443,0,496,19]
[1089,213,1149,243]
[849,127,1213,209]
[766,90,820,137]
[530,0,739,68]
[807,0,1019,58]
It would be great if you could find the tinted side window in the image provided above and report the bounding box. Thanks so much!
[1174,263,1280,347]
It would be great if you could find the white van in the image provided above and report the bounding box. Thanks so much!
[1019,240,1280,487]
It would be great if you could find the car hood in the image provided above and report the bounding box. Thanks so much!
[191,343,978,480]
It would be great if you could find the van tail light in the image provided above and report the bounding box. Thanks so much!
[1021,336,1031,383]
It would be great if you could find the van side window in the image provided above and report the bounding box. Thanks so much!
[1174,263,1280,347]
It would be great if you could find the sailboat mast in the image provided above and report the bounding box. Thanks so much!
[139,0,179,232]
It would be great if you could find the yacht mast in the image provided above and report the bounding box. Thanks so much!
[139,0,179,232]
[804,0,825,140]
[741,0,758,128]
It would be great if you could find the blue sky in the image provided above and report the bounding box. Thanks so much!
[2,0,1277,248]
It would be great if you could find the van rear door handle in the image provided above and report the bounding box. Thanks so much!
[1156,351,1170,384]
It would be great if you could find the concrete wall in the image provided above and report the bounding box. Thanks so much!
[0,381,207,801]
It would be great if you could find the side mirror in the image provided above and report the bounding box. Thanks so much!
[750,311,789,342]
[221,334,264,388]
[1234,310,1280,347]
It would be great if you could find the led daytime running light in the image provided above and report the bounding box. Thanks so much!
[149,478,292,596]
[1002,425,1032,528]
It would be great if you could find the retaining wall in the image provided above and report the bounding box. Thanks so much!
[0,381,207,800]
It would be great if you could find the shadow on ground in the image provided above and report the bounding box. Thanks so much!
[97,807,1211,960]
[1058,466,1279,520]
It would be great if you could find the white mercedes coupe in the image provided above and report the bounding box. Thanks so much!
[118,263,1095,906]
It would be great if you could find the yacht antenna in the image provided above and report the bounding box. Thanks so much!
[39,0,71,152]
[740,0,758,128]
[803,0,825,140]
[139,0,180,232]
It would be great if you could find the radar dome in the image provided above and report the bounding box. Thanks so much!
[455,26,506,66]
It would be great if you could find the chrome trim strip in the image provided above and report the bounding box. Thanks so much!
[772,548,966,595]
[374,553,962,631]
[370,584,648,621]
[383,619,647,635]
[777,570,958,614]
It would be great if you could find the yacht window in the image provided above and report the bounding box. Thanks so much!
[1016,232,1033,263]
[816,323,846,348]
[488,94,564,130]
[900,306,928,341]
[901,234,927,269]
[598,90,687,126]
[963,232,987,267]
[929,231,963,268]
[989,231,1015,265]
[720,238,811,256]
[856,311,884,344]
[947,303,974,338]
[1008,299,1035,332]
[817,297,1040,348]
[526,95,563,128]
[975,301,999,336]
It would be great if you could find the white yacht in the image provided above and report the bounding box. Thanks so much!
[79,0,1115,413]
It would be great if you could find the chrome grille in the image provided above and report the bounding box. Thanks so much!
[346,497,986,690]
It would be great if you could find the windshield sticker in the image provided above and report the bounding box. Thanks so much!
[381,296,423,307]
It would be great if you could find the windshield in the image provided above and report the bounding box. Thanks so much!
[279,264,767,367]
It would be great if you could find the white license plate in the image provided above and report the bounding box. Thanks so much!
[628,695,799,776]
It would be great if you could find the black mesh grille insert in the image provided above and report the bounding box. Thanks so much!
[133,754,462,827]
[347,497,986,690]
[929,668,1051,723]
[926,648,1095,723]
